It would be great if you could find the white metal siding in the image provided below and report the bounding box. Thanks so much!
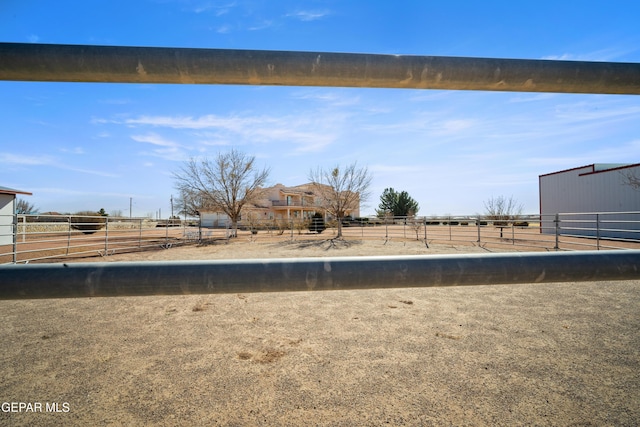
[0,194,15,245]
[540,165,640,238]
[200,212,230,228]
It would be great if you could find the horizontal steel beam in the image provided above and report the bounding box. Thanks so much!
[0,251,638,300]
[1,43,639,94]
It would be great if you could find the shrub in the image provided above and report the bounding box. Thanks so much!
[70,211,106,234]
[309,213,326,234]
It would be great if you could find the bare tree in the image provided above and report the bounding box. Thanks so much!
[308,162,372,239]
[16,198,38,214]
[483,195,523,225]
[176,189,201,218]
[174,149,270,237]
[407,210,424,241]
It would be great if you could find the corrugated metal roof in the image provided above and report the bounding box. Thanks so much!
[539,163,639,178]
[0,186,32,196]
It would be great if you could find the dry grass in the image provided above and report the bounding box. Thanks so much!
[0,240,638,426]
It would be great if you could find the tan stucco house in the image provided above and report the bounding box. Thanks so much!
[200,183,360,228]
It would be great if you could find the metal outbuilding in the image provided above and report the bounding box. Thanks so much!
[0,186,33,246]
[539,164,640,239]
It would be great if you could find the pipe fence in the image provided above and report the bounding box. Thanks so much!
[1,44,639,299]
[0,214,197,264]
[2,211,639,264]
[210,212,640,251]
[2,43,640,94]
[1,250,638,300]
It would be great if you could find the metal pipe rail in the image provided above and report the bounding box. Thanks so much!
[0,251,638,300]
[1,43,639,94]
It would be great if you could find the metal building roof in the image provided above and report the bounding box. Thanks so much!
[0,186,32,196]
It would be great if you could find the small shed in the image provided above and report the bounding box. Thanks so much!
[200,211,231,228]
[0,186,33,246]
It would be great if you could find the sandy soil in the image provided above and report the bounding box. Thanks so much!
[1,240,638,426]
[83,238,499,262]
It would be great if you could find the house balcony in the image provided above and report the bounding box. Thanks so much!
[271,200,319,209]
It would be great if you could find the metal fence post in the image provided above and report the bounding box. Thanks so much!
[403,217,406,239]
[596,213,600,250]
[423,218,429,248]
[554,213,560,250]
[385,219,389,241]
[477,218,481,243]
[105,216,109,254]
[12,213,17,264]
[66,215,72,256]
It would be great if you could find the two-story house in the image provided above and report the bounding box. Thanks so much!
[199,183,360,228]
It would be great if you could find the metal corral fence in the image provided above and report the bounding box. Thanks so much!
[1,211,639,264]
[0,214,199,264]
[229,212,640,251]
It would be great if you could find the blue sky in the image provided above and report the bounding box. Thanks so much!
[1,1,639,217]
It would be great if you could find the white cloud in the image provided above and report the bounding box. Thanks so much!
[369,164,424,174]
[32,187,142,198]
[508,93,556,103]
[59,147,85,155]
[290,90,361,107]
[190,1,236,15]
[131,133,188,160]
[0,153,52,165]
[59,165,119,178]
[286,10,330,21]
[248,20,274,31]
[553,102,640,122]
[125,115,247,130]
[541,47,636,62]
[436,119,476,135]
[99,98,131,105]
[0,152,118,177]
[120,113,343,154]
[131,133,180,147]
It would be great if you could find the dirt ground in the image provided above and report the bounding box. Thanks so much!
[1,240,638,426]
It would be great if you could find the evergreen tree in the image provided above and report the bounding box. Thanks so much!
[309,212,326,234]
[376,188,419,217]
